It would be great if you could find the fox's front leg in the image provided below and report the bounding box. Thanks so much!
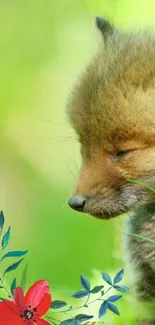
[136,281,155,324]
[126,210,155,324]
[135,269,155,325]
[134,259,155,325]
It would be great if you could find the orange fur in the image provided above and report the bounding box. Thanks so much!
[67,19,155,323]
[67,29,155,217]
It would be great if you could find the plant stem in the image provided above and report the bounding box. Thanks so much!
[103,286,112,296]
[50,287,113,316]
[87,286,112,306]
[0,277,11,298]
[84,293,90,305]
[50,305,82,315]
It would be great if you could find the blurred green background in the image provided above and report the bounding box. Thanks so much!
[1,1,155,324]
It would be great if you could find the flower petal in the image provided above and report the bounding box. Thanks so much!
[25,280,50,308]
[0,301,25,325]
[1,300,20,315]
[37,293,51,316]
[37,318,52,325]
[14,287,27,310]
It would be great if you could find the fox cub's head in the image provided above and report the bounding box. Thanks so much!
[67,18,155,219]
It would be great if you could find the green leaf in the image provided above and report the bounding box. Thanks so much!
[127,179,155,193]
[20,263,28,292]
[123,231,155,245]
[11,278,16,296]
[90,285,104,294]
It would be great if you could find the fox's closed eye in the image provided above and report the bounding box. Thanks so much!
[116,151,130,157]
[111,150,131,161]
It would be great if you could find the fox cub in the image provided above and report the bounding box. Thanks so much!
[67,18,155,324]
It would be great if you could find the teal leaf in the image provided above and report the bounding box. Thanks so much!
[1,250,28,261]
[60,320,79,325]
[3,258,24,276]
[101,273,112,285]
[72,291,88,298]
[2,227,11,250]
[20,263,28,292]
[107,302,120,315]
[90,285,104,294]
[0,211,4,236]
[113,269,124,284]
[113,285,129,292]
[52,321,58,325]
[75,314,94,322]
[80,275,90,292]
[98,302,108,318]
[11,278,16,296]
[51,300,67,309]
[107,295,122,302]
[60,319,74,325]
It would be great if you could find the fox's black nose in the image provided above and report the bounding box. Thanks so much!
[68,195,86,211]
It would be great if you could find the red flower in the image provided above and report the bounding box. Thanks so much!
[0,280,52,325]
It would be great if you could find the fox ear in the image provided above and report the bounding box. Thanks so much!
[95,17,116,41]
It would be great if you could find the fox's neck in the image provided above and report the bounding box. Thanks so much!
[125,203,155,301]
[125,203,155,255]
[127,203,155,232]
[127,203,155,234]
